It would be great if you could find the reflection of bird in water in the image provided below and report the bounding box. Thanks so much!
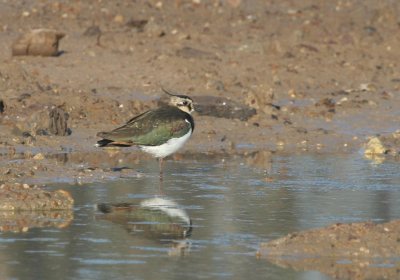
[96,89,195,182]
[97,197,192,256]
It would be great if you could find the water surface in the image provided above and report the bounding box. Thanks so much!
[0,153,399,280]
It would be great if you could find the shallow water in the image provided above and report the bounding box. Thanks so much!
[1,153,400,280]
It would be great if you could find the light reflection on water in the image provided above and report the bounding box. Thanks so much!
[0,153,399,280]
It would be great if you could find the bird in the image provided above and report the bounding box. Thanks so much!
[96,89,195,181]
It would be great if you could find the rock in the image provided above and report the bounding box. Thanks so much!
[364,137,387,155]
[159,95,256,121]
[0,183,74,210]
[49,107,70,136]
[33,153,45,160]
[12,28,65,56]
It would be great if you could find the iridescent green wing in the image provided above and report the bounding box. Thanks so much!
[100,107,192,146]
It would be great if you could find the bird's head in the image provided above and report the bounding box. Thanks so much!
[163,88,194,114]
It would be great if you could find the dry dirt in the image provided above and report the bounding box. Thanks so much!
[0,0,400,277]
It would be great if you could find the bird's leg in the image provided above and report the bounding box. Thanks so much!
[158,157,164,194]
[159,157,164,180]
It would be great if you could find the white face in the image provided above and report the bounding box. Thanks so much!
[169,96,194,114]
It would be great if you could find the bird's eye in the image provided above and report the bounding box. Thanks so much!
[182,101,188,106]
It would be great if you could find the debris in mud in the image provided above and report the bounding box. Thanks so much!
[126,19,148,32]
[12,29,65,56]
[0,183,74,210]
[259,220,400,279]
[0,210,73,233]
[49,107,70,136]
[315,97,336,112]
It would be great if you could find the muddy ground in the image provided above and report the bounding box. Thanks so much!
[259,220,400,280]
[0,0,399,180]
[0,0,400,278]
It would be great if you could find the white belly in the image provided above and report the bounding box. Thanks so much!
[139,129,192,158]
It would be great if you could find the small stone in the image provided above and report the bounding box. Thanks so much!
[114,14,124,23]
[33,153,45,160]
[155,1,163,8]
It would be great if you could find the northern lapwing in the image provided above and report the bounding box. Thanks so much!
[96,89,195,181]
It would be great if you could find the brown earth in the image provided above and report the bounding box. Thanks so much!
[258,220,400,280]
[0,0,400,277]
[0,0,399,180]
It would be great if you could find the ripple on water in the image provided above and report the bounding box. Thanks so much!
[72,258,146,265]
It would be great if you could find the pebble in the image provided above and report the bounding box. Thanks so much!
[33,153,45,160]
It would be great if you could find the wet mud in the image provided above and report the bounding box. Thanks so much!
[259,220,400,280]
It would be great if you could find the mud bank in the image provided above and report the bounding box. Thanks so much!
[259,220,400,280]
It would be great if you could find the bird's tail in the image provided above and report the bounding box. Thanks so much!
[97,202,135,213]
[97,203,113,213]
[95,139,113,147]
